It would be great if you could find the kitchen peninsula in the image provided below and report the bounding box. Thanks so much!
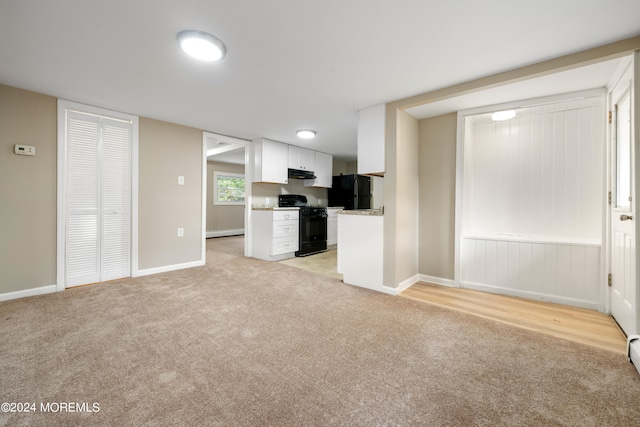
[337,209,384,292]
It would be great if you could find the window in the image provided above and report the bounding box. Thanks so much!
[214,171,245,205]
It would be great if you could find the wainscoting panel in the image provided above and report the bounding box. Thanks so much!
[461,236,601,309]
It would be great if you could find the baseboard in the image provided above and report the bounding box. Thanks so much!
[461,280,600,310]
[0,284,58,302]
[206,229,244,238]
[135,260,205,277]
[382,274,420,296]
[418,274,457,288]
[628,336,640,376]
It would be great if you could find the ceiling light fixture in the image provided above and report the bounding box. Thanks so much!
[491,110,516,121]
[296,129,316,139]
[177,30,226,62]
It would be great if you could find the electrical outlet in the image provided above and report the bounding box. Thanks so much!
[265,197,270,206]
[178,176,185,185]
[177,228,184,237]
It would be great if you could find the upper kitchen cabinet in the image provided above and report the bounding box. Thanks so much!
[357,103,385,175]
[304,151,333,188]
[288,145,315,171]
[252,138,288,184]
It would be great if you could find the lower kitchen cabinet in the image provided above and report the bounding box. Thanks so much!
[251,209,299,261]
[326,208,339,247]
[337,213,383,292]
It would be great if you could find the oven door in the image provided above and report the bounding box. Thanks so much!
[297,213,327,256]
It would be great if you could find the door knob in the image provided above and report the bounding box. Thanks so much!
[620,214,633,221]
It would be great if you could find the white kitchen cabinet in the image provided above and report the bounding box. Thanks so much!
[288,145,315,171]
[304,151,333,188]
[253,138,289,184]
[337,213,384,292]
[357,103,385,175]
[326,208,339,247]
[251,209,299,261]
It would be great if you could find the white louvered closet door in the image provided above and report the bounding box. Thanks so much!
[65,111,132,287]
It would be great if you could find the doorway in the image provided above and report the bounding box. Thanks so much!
[203,132,249,256]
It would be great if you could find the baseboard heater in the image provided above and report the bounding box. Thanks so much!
[628,335,640,376]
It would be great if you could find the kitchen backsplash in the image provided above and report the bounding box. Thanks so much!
[252,180,328,208]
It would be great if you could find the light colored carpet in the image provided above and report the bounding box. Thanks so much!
[1,236,640,426]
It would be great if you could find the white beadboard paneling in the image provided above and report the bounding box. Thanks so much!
[464,96,604,240]
[461,237,601,308]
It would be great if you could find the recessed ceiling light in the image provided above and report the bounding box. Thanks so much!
[296,129,316,139]
[177,30,226,62]
[491,110,516,121]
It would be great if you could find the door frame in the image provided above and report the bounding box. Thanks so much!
[56,99,139,291]
[202,131,250,257]
[606,52,640,334]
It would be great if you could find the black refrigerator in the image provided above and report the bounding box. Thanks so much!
[328,174,371,210]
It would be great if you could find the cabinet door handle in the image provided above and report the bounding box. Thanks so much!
[284,227,289,233]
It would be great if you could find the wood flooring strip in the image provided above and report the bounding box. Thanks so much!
[401,283,627,354]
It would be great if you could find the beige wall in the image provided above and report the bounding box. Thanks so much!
[138,118,203,270]
[418,113,457,279]
[332,158,347,176]
[394,109,419,284]
[207,160,245,233]
[383,107,419,289]
[0,85,57,294]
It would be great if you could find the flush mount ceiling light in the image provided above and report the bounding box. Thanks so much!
[177,30,226,62]
[491,110,516,121]
[296,129,316,139]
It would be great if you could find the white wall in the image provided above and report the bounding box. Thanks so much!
[460,94,605,309]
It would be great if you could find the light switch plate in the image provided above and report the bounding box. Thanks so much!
[15,144,36,156]
[178,176,185,185]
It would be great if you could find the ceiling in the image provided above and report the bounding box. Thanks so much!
[1,1,639,160]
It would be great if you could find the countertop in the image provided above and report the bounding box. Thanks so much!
[336,209,384,216]
[252,206,300,211]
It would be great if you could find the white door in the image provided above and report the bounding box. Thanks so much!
[65,110,132,287]
[610,60,636,336]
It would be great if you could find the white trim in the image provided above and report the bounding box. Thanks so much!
[398,274,420,293]
[462,233,601,247]
[136,260,205,277]
[206,229,244,238]
[454,111,465,289]
[202,131,251,258]
[245,143,254,257]
[0,285,57,302]
[461,280,601,311]
[204,131,250,157]
[628,336,640,376]
[458,88,606,119]
[57,99,139,289]
[418,274,457,288]
[201,135,207,267]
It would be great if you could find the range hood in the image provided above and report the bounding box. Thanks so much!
[288,168,316,180]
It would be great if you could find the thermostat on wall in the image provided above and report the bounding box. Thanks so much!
[14,144,36,156]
